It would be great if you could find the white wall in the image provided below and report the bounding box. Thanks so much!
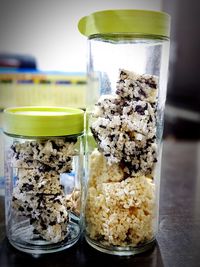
[0,0,162,72]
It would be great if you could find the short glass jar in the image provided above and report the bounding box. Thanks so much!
[3,106,84,254]
[78,10,170,255]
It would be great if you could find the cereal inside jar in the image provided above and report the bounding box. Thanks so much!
[86,69,157,251]
[3,107,84,254]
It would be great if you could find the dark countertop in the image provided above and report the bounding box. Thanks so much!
[0,140,200,267]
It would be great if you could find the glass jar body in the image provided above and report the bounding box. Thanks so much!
[85,34,170,255]
[4,134,84,254]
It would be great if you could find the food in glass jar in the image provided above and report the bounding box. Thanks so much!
[86,69,158,247]
[10,138,79,243]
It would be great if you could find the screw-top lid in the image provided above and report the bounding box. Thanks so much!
[78,9,170,38]
[3,106,84,137]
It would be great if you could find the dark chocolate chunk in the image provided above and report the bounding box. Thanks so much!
[65,137,77,143]
[148,116,153,123]
[109,134,115,141]
[40,221,47,230]
[135,105,145,115]
[51,140,60,150]
[91,127,101,143]
[146,78,157,89]
[33,229,39,234]
[120,70,128,78]
[35,145,40,153]
[123,101,130,107]
[49,155,55,162]
[11,145,17,153]
[26,160,33,164]
[38,164,53,173]
[116,88,123,95]
[129,83,134,88]
[27,207,33,212]
[22,183,34,192]
[99,125,106,129]
[18,206,24,212]
[34,175,40,181]
[49,221,56,226]
[133,97,141,101]
[138,88,147,97]
[30,142,34,148]
[30,218,36,224]
[53,198,62,204]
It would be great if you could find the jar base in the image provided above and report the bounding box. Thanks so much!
[8,222,81,255]
[85,236,156,256]
[9,236,80,255]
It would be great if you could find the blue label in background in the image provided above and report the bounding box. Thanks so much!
[0,176,4,188]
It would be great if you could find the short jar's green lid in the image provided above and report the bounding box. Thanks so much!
[78,9,170,38]
[3,106,84,137]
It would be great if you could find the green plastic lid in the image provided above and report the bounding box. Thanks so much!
[3,106,84,137]
[78,9,170,38]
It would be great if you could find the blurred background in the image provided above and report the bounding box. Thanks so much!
[0,0,200,192]
[162,0,200,140]
[0,0,162,72]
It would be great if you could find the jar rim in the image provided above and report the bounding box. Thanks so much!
[88,33,169,42]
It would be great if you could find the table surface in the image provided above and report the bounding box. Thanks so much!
[0,140,200,267]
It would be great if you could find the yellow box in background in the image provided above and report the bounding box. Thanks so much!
[0,71,87,109]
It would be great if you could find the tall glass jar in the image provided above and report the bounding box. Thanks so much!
[3,106,84,254]
[78,10,170,255]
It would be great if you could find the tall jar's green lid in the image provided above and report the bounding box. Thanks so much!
[78,9,170,38]
[3,106,84,137]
